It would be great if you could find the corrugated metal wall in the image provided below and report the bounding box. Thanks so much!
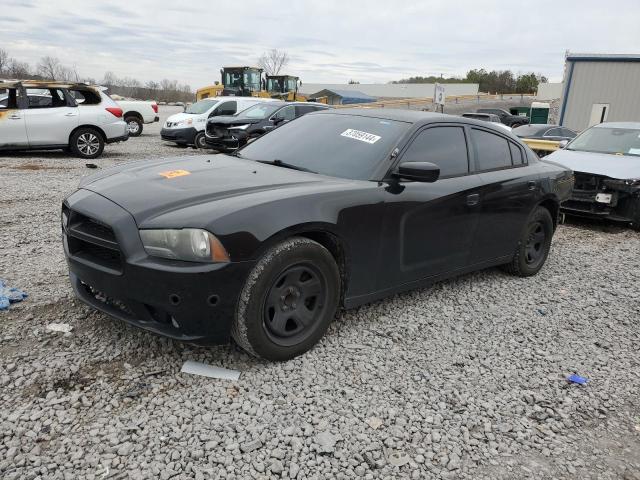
[561,61,640,131]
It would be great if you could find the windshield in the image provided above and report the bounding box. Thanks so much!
[266,78,283,92]
[513,125,547,137]
[185,99,218,114]
[239,103,283,119]
[568,126,640,156]
[238,113,411,180]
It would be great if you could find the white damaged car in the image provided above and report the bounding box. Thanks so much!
[161,96,275,149]
[546,122,640,229]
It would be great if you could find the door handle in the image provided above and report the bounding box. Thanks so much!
[64,112,78,117]
[466,193,480,206]
[9,114,21,120]
[528,180,537,191]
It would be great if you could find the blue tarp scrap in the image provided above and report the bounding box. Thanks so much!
[0,279,28,310]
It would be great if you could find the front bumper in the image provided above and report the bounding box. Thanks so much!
[161,127,198,145]
[561,172,640,223]
[62,189,254,345]
[204,130,248,150]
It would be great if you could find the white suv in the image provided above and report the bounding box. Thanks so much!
[0,80,128,159]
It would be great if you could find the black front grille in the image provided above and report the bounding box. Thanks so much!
[64,206,122,273]
[573,173,603,193]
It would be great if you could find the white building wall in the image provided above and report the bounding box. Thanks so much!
[299,83,479,99]
[536,82,563,100]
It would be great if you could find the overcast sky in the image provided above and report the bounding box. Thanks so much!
[2,0,639,88]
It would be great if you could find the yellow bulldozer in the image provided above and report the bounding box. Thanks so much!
[195,67,327,103]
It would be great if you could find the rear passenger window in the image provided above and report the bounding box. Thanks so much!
[401,126,469,178]
[295,105,317,116]
[471,128,512,171]
[509,142,524,165]
[26,88,66,109]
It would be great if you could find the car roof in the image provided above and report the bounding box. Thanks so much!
[0,80,99,91]
[314,108,514,133]
[593,122,640,129]
[315,108,449,123]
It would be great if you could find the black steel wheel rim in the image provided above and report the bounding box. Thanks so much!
[524,221,546,265]
[263,263,327,346]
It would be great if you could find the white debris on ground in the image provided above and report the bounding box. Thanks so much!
[1,106,639,479]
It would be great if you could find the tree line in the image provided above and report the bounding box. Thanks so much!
[392,69,549,94]
[0,49,194,103]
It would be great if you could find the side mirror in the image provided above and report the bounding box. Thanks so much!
[558,139,569,149]
[272,116,285,125]
[395,162,440,183]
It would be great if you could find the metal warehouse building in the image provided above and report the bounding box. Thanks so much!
[559,53,640,131]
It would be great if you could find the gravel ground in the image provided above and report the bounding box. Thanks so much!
[1,105,640,479]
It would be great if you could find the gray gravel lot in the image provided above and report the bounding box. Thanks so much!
[1,105,639,479]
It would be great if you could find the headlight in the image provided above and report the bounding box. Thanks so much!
[139,229,230,263]
[228,124,250,130]
[175,118,193,127]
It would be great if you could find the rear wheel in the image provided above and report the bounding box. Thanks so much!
[125,116,143,137]
[70,128,104,159]
[503,206,554,276]
[232,237,340,361]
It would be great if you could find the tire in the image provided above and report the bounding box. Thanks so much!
[232,237,340,361]
[125,116,143,137]
[503,206,554,276]
[69,128,104,159]
[193,131,207,149]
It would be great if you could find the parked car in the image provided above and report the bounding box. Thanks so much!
[205,101,330,151]
[477,108,529,128]
[115,99,159,137]
[546,122,640,229]
[513,124,577,142]
[0,80,127,159]
[461,113,512,132]
[161,97,274,149]
[62,109,573,360]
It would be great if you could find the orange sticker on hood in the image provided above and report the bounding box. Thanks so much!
[159,169,191,179]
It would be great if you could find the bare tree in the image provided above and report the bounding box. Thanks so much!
[38,56,62,80]
[258,49,289,76]
[8,60,31,78]
[0,49,9,75]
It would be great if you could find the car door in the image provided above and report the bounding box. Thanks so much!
[23,88,79,146]
[0,87,28,147]
[468,127,540,264]
[377,124,484,290]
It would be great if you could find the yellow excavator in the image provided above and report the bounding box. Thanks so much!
[264,75,327,103]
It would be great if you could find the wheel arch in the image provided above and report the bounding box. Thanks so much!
[259,224,350,308]
[123,111,143,120]
[69,124,106,144]
[536,196,560,230]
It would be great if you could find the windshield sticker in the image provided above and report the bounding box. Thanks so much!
[341,129,381,144]
[159,169,191,179]
[629,148,640,155]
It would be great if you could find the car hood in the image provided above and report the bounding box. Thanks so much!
[207,116,262,126]
[166,112,199,123]
[78,155,338,225]
[546,149,640,179]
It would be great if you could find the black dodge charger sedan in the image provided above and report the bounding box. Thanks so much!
[62,109,573,360]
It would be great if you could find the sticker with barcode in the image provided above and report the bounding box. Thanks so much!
[341,129,381,144]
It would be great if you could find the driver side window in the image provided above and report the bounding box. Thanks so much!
[400,126,469,178]
[214,101,236,116]
[273,105,296,122]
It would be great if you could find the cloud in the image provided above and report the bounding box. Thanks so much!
[1,0,639,87]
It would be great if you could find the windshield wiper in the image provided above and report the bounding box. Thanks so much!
[256,159,317,174]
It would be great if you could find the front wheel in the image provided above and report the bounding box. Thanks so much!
[125,116,143,137]
[503,206,554,276]
[193,131,207,149]
[69,128,105,159]
[232,237,340,361]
